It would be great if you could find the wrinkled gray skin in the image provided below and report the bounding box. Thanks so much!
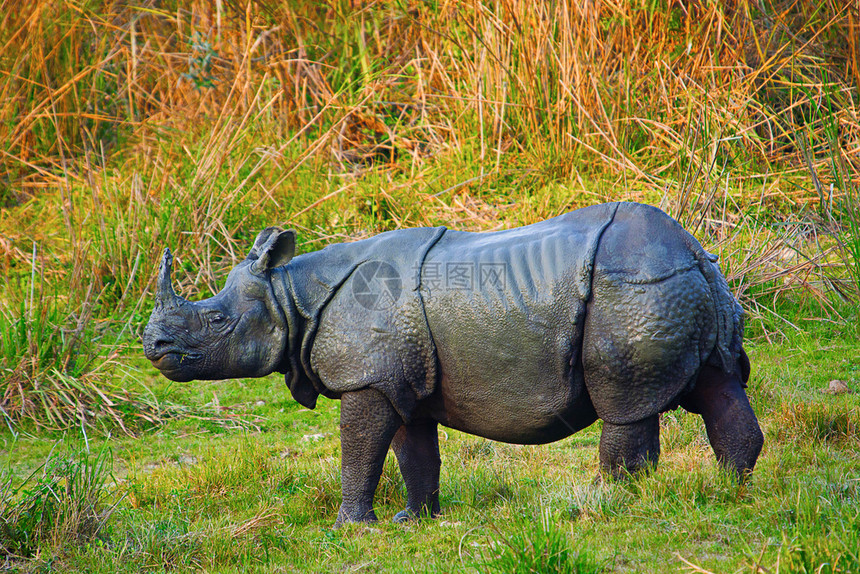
[143,202,764,525]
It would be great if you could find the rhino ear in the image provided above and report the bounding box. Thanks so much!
[248,227,280,259]
[250,228,296,274]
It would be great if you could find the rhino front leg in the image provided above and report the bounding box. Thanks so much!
[337,388,402,526]
[391,420,441,522]
[599,415,660,479]
[682,363,764,482]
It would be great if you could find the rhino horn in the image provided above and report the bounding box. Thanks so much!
[155,248,186,309]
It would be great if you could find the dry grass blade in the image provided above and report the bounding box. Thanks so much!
[676,552,718,574]
[227,509,282,538]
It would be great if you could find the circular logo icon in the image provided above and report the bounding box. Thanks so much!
[352,261,402,311]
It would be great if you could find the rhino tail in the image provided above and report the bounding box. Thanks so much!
[692,244,745,383]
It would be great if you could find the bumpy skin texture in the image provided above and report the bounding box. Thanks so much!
[584,215,715,424]
[418,204,614,443]
[680,360,763,479]
[390,420,442,522]
[338,389,402,524]
[142,201,764,526]
[599,416,661,478]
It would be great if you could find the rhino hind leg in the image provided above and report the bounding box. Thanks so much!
[391,420,441,522]
[681,362,764,482]
[337,388,402,526]
[599,415,660,479]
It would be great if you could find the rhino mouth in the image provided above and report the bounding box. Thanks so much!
[149,351,203,373]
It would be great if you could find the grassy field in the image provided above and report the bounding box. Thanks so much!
[1,0,859,572]
[1,326,859,573]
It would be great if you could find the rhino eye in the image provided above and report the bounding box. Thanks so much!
[210,312,226,324]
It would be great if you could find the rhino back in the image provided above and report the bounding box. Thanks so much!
[420,203,617,442]
[583,202,719,424]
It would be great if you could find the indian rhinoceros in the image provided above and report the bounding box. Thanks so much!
[142,201,764,525]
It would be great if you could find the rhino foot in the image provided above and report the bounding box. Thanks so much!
[393,509,416,523]
[392,504,441,523]
[598,415,660,479]
[335,506,378,527]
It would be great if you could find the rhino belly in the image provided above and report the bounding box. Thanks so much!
[427,369,597,444]
[421,275,594,444]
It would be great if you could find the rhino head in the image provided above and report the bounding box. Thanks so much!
[142,228,296,382]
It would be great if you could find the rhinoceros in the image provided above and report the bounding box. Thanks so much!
[142,201,764,524]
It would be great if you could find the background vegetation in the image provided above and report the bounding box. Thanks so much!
[0,0,858,571]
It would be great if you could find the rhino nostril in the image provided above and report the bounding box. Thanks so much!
[151,338,175,355]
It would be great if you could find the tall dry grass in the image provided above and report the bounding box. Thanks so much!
[2,1,857,191]
[0,0,858,429]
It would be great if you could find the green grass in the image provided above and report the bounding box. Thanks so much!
[1,443,118,560]
[1,318,858,572]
